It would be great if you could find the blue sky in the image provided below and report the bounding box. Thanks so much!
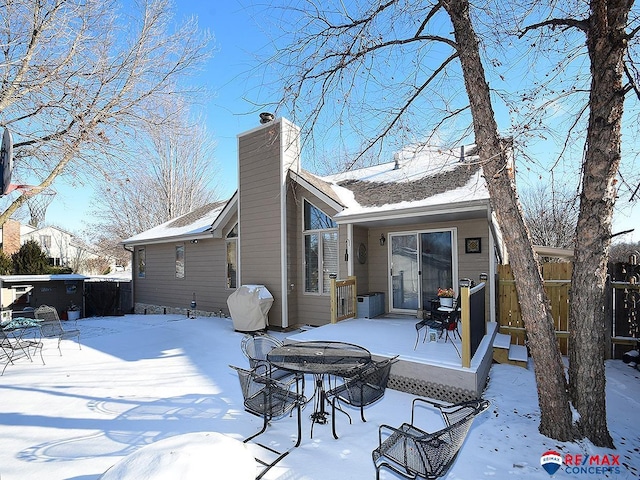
[41,0,639,242]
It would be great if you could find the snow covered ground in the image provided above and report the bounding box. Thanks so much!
[0,314,638,479]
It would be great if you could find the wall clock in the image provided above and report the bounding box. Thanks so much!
[357,243,367,264]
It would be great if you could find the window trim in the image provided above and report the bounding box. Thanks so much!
[137,247,146,278]
[303,199,338,295]
[226,223,238,289]
[175,244,185,279]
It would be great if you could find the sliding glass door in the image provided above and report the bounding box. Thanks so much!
[390,229,456,313]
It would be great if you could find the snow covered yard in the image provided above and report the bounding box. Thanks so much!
[0,314,638,479]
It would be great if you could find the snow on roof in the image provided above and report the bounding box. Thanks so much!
[122,202,228,244]
[319,144,489,217]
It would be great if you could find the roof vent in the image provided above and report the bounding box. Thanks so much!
[393,152,400,170]
[259,112,275,124]
[460,145,465,161]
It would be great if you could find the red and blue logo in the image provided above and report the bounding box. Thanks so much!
[540,450,563,475]
[541,450,623,476]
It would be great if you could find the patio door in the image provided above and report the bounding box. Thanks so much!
[390,229,457,314]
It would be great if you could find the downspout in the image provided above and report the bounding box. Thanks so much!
[123,244,134,313]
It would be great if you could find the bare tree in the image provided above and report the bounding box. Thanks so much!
[264,0,637,445]
[87,106,219,243]
[0,0,213,224]
[521,184,579,250]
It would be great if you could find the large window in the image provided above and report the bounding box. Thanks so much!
[226,224,238,289]
[137,247,146,278]
[304,200,338,294]
[176,244,185,279]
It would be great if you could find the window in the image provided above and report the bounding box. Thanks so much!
[176,244,185,279]
[226,224,238,288]
[137,247,146,278]
[303,200,338,294]
[40,235,51,249]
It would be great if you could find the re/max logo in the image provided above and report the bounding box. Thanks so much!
[564,454,620,466]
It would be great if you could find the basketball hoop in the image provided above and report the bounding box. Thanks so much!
[0,127,13,195]
[25,190,56,228]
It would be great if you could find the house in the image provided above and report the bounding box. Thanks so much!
[123,117,505,329]
[0,220,117,275]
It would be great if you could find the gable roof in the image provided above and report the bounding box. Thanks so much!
[122,201,228,245]
[313,144,490,223]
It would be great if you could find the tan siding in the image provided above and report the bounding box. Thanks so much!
[134,239,230,313]
[238,121,286,326]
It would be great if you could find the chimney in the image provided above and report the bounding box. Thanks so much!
[2,219,21,255]
[259,112,275,124]
[393,152,400,170]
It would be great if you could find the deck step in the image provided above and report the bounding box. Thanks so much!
[492,334,528,368]
[493,333,512,350]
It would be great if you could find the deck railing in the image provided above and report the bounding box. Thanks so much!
[330,276,357,323]
[460,281,486,368]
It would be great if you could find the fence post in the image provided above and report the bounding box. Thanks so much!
[460,284,471,368]
[330,276,337,323]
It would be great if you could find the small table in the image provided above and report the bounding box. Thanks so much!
[267,341,371,436]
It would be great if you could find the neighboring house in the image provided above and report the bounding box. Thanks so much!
[123,117,505,328]
[0,222,117,275]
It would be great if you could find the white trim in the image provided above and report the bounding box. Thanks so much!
[289,170,344,212]
[346,224,353,277]
[280,121,289,329]
[387,228,459,315]
[333,201,490,225]
[488,231,497,322]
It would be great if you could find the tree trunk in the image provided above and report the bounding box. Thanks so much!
[443,0,576,441]
[568,0,629,448]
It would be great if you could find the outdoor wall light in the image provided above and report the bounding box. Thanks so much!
[379,234,386,246]
[190,239,198,244]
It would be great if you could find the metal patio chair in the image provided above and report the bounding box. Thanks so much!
[240,333,302,386]
[1,326,44,375]
[372,398,489,480]
[326,356,398,439]
[34,305,81,355]
[230,364,307,479]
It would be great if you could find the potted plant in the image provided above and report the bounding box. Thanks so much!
[437,287,455,308]
[67,303,81,321]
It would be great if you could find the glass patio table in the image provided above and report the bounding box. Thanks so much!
[267,340,371,436]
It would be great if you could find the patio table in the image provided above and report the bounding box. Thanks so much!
[267,340,371,437]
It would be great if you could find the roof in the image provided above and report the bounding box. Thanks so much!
[318,144,489,219]
[0,274,88,282]
[122,201,228,245]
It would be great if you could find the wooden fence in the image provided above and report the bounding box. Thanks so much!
[498,261,640,357]
[498,263,571,354]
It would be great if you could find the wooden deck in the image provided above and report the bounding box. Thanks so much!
[283,315,500,402]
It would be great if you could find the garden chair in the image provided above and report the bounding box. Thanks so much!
[1,327,44,375]
[415,296,461,356]
[372,398,489,480]
[34,305,81,355]
[240,333,303,386]
[326,356,398,439]
[229,364,307,479]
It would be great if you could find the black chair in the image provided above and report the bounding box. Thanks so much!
[416,297,461,355]
[372,398,489,480]
[240,333,301,384]
[230,364,307,479]
[326,356,398,439]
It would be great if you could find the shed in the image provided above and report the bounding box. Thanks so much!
[0,274,87,319]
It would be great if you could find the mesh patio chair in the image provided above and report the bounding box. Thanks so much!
[230,364,307,479]
[240,333,303,386]
[326,356,399,439]
[415,297,461,356]
[372,398,489,480]
[34,305,81,355]
[1,327,44,375]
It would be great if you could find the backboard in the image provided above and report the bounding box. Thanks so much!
[0,127,14,195]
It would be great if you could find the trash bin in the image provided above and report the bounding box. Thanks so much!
[227,285,274,332]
